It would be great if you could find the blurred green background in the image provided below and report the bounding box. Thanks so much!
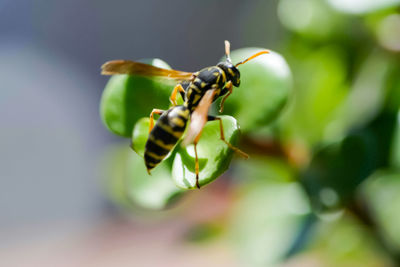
[1,0,400,266]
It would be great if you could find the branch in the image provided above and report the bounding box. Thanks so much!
[240,135,310,167]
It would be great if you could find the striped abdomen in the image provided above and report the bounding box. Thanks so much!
[144,105,190,172]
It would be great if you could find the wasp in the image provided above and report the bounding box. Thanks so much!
[102,41,268,188]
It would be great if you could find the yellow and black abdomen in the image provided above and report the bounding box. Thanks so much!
[144,105,190,172]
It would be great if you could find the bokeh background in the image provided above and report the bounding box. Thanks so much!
[1,0,400,266]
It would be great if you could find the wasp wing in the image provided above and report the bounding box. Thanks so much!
[101,60,194,82]
[183,89,217,146]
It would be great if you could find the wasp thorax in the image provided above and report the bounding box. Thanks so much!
[217,62,241,87]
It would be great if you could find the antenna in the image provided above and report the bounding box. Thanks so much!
[235,51,269,67]
[224,40,232,63]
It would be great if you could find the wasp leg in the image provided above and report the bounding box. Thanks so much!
[208,115,249,159]
[219,81,233,113]
[194,133,202,189]
[169,84,186,106]
[149,109,165,133]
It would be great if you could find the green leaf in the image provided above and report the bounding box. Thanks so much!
[281,45,349,145]
[337,51,392,131]
[102,116,184,210]
[125,150,183,210]
[362,172,400,251]
[100,58,174,137]
[172,115,241,189]
[104,146,182,210]
[103,145,135,210]
[229,180,310,267]
[278,0,346,40]
[131,117,151,157]
[327,0,400,15]
[103,143,183,210]
[304,213,392,266]
[221,49,292,132]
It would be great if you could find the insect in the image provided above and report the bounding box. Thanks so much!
[101,41,269,188]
